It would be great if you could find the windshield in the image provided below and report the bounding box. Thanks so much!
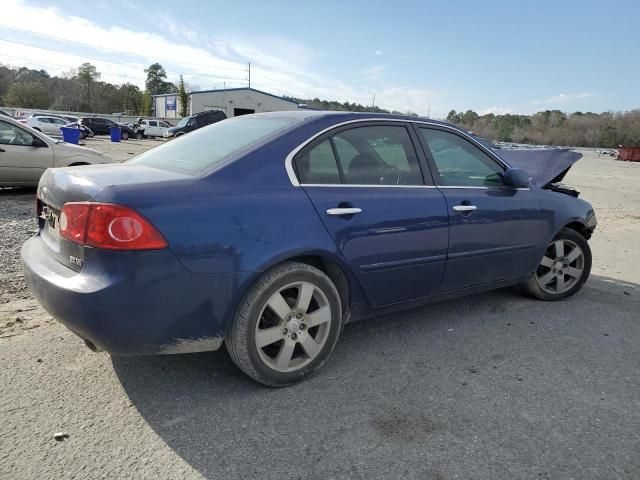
[128,116,300,174]
[175,117,190,128]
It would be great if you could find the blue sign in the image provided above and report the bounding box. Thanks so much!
[165,96,177,111]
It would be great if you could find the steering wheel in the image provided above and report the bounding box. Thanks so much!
[378,164,400,185]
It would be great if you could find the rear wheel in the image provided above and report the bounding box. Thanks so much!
[226,262,342,386]
[523,228,591,300]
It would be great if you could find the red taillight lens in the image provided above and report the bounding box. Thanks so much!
[60,203,90,244]
[59,202,167,250]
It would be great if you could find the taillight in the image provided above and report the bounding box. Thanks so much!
[59,203,90,244]
[59,202,167,250]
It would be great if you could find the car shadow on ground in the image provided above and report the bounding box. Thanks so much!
[0,186,36,195]
[112,275,639,479]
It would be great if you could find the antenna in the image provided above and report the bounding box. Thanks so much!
[372,92,376,109]
[245,62,251,89]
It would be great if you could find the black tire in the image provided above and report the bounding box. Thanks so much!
[226,261,343,387]
[135,132,143,140]
[523,228,592,301]
[121,131,129,140]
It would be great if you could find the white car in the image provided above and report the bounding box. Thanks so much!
[19,116,68,136]
[0,115,115,187]
[138,119,172,138]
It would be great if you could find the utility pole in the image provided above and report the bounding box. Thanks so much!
[246,62,251,89]
[371,92,376,110]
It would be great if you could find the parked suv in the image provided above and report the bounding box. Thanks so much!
[79,117,135,140]
[163,110,226,139]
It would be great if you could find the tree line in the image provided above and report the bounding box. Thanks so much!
[1,62,637,147]
[0,62,190,117]
[446,109,640,148]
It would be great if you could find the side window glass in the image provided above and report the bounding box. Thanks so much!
[419,128,504,187]
[0,120,33,146]
[295,138,341,184]
[333,126,423,185]
[149,121,157,127]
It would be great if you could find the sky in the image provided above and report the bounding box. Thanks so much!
[1,0,638,117]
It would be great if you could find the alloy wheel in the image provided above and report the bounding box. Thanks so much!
[535,239,585,294]
[254,281,332,372]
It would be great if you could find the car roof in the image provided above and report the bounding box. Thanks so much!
[247,109,454,127]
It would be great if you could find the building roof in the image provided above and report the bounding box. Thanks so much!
[152,87,302,106]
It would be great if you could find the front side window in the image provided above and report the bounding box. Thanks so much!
[0,120,34,146]
[295,139,341,184]
[419,128,504,187]
[333,126,423,185]
[149,121,158,127]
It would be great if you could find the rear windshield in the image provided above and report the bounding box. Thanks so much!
[128,116,299,174]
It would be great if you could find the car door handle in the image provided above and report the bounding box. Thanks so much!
[326,207,362,216]
[452,205,477,212]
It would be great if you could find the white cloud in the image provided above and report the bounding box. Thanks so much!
[362,64,387,78]
[530,92,595,106]
[0,0,438,115]
[479,106,513,115]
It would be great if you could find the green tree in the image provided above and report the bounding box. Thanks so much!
[145,63,174,95]
[446,109,461,123]
[140,90,152,116]
[2,81,49,108]
[177,75,189,117]
[76,63,100,111]
[120,83,143,114]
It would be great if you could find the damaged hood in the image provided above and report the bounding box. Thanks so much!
[494,149,582,186]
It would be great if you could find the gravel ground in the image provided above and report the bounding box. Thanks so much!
[0,148,639,480]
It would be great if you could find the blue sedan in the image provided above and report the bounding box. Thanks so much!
[21,111,597,386]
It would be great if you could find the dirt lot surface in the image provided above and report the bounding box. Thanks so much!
[1,147,639,479]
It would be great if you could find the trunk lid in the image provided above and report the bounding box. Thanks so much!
[36,164,190,272]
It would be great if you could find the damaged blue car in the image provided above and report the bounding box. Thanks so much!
[22,111,596,386]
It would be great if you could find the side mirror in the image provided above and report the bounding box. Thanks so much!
[31,136,47,148]
[503,168,530,188]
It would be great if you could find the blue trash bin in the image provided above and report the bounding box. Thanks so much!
[60,126,80,145]
[110,126,122,142]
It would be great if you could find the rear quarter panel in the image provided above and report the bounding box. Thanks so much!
[94,173,368,319]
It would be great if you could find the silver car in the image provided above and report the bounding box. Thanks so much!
[0,115,114,187]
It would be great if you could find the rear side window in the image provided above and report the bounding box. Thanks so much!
[334,126,423,185]
[419,128,504,187]
[129,116,299,174]
[295,139,341,184]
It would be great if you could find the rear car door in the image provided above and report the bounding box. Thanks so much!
[147,120,158,136]
[294,122,449,307]
[0,119,53,184]
[416,126,546,291]
[92,118,107,134]
[49,118,66,135]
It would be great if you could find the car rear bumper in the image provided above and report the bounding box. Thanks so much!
[21,235,239,355]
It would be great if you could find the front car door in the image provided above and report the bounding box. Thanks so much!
[0,119,53,185]
[416,126,546,292]
[294,122,449,307]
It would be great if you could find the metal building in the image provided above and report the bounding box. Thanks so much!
[153,88,305,120]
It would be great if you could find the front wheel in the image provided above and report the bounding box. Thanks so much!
[523,228,592,301]
[135,132,143,140]
[226,262,343,387]
[121,131,129,140]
